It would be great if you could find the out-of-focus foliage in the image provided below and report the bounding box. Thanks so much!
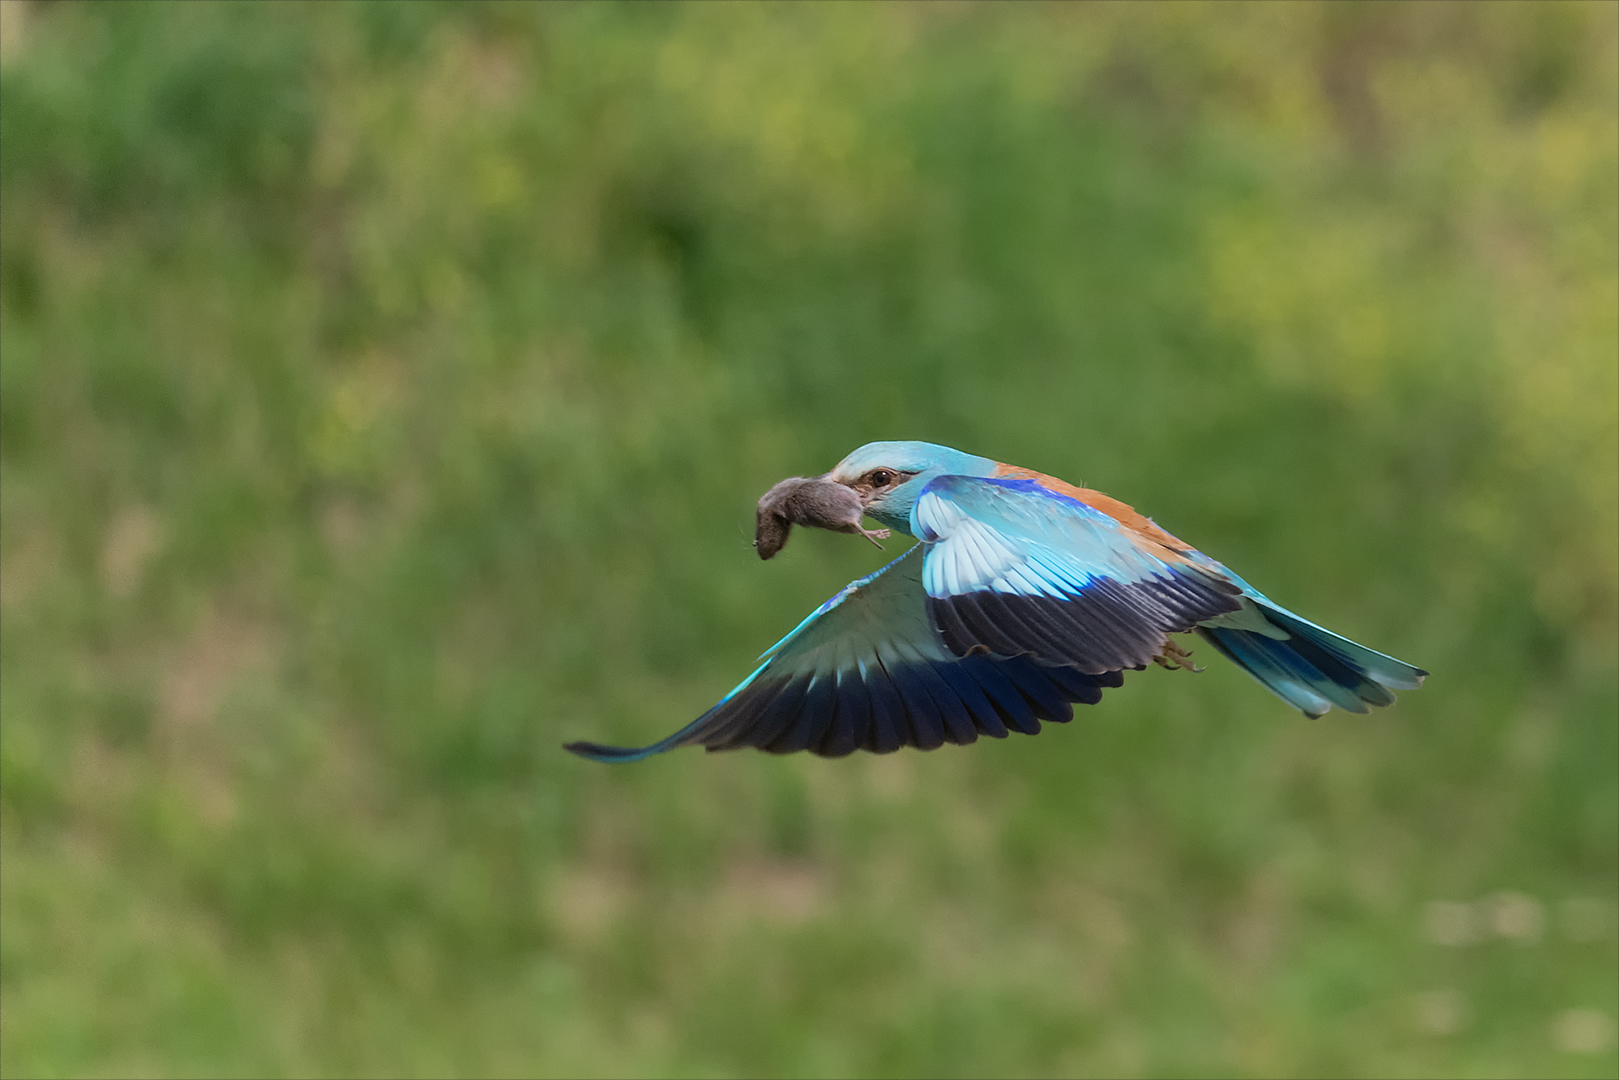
[1,1,1615,1076]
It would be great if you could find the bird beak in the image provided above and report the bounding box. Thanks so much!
[822,472,871,505]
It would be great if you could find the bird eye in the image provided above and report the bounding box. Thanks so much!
[869,470,894,487]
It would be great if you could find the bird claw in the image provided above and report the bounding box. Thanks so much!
[1153,638,1203,672]
[861,527,891,549]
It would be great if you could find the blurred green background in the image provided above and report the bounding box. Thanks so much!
[2,1,1616,1077]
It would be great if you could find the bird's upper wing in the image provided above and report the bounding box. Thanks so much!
[913,474,1244,673]
[564,544,1122,761]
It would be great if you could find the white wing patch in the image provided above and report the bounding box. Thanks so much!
[916,489,1095,601]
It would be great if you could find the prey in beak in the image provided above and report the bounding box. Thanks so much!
[754,476,891,560]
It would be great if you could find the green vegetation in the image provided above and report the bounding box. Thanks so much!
[2,2,1615,1076]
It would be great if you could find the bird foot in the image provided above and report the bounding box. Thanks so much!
[860,527,891,549]
[1153,639,1204,672]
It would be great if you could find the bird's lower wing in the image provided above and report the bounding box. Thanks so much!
[564,545,1121,761]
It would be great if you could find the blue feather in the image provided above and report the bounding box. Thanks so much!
[1197,597,1427,718]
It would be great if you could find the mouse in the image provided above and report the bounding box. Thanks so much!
[754,476,891,560]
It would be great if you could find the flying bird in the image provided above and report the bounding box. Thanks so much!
[566,441,1426,761]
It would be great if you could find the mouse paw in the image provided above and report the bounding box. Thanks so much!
[860,527,892,549]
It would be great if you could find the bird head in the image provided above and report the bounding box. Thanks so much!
[823,441,997,535]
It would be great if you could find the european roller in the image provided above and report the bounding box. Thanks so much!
[566,441,1426,761]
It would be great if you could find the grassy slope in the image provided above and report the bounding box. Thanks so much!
[1,2,1615,1076]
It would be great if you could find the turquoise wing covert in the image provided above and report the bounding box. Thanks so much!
[912,475,1244,674]
[563,545,1123,761]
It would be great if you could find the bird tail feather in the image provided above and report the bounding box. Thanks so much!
[1196,599,1426,718]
